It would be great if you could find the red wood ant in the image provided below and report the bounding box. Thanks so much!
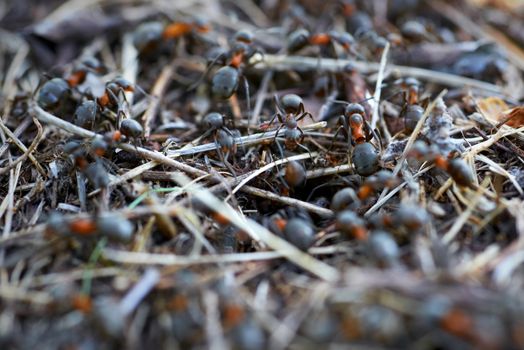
[47,212,134,242]
[283,218,316,251]
[37,78,70,111]
[133,19,211,54]
[264,94,314,153]
[201,112,238,177]
[398,78,424,134]
[287,28,358,58]
[336,209,367,240]
[65,57,105,88]
[331,102,381,176]
[408,141,475,188]
[209,30,259,102]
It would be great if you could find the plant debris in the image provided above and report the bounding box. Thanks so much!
[1,0,524,349]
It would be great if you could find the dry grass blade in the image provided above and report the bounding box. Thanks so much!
[172,172,340,282]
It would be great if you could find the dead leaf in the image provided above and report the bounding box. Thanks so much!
[477,96,508,122]
[499,107,524,127]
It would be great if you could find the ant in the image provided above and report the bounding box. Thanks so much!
[73,100,98,129]
[133,18,211,54]
[356,170,400,200]
[398,77,424,134]
[336,209,367,240]
[264,94,314,154]
[201,112,238,178]
[287,28,358,58]
[65,57,106,88]
[331,102,381,176]
[283,218,316,251]
[46,212,134,242]
[63,138,111,190]
[37,78,71,112]
[191,30,261,117]
[209,30,259,100]
[408,140,475,188]
[97,77,135,111]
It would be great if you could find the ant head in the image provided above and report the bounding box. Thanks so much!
[203,112,224,129]
[287,28,310,53]
[234,30,254,44]
[280,94,303,114]
[344,103,365,117]
[109,77,134,92]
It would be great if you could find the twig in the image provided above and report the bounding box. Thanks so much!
[103,245,345,265]
[241,184,333,217]
[31,103,208,179]
[166,121,327,157]
[142,59,176,138]
[0,117,44,176]
[0,118,46,176]
[229,152,318,198]
[442,177,490,244]
[370,42,390,129]
[120,268,160,316]
[250,55,503,94]
[172,172,340,282]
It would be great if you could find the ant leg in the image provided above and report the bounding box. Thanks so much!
[241,75,251,120]
[272,124,284,144]
[330,125,345,151]
[296,111,315,123]
[222,151,237,179]
[274,137,286,160]
[296,127,313,160]
[364,120,382,152]
[273,140,289,190]
[187,52,226,91]
[214,134,237,179]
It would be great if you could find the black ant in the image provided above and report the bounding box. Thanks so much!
[201,112,238,178]
[263,94,314,154]
[193,30,262,116]
[47,211,134,242]
[133,18,211,54]
[398,77,424,134]
[330,102,381,176]
[287,28,359,58]
[408,141,475,188]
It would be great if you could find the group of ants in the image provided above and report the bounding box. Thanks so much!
[34,16,476,259]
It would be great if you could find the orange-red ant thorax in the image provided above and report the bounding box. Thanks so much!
[229,52,244,69]
[310,33,331,46]
[162,22,193,39]
[66,71,87,88]
[434,154,449,171]
[69,218,97,236]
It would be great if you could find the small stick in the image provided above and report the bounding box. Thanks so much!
[142,59,176,138]
[250,54,503,94]
[229,152,319,198]
[240,185,333,217]
[0,117,44,176]
[370,42,390,130]
[103,245,345,266]
[172,172,340,281]
[442,178,490,244]
[0,118,46,176]
[31,103,208,179]
[305,164,353,179]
